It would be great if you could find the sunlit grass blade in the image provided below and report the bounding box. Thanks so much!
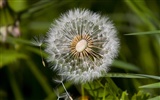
[124,0,156,30]
[135,74,160,80]
[139,82,160,89]
[25,46,48,58]
[148,96,160,100]
[132,0,160,27]
[112,60,141,72]
[105,73,160,80]
[5,36,32,46]
[106,73,145,78]
[0,49,28,68]
[125,30,160,35]
[102,84,107,100]
[131,91,150,100]
[120,91,129,100]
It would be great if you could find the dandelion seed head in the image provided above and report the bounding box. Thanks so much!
[45,8,119,83]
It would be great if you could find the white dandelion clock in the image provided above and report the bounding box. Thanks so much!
[45,9,119,83]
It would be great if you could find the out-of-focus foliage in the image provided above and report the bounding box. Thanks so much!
[0,0,159,100]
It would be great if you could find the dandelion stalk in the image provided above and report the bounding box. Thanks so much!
[81,84,85,98]
[40,45,45,67]
[61,82,73,100]
[31,35,45,67]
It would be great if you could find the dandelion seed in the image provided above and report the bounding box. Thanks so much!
[31,35,44,47]
[32,35,46,67]
[45,8,120,83]
[54,88,68,100]
[53,76,73,100]
[53,75,66,83]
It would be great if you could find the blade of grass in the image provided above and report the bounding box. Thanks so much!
[136,74,160,80]
[125,30,160,35]
[132,0,160,27]
[139,82,160,88]
[102,83,107,100]
[105,73,160,80]
[6,36,32,46]
[0,49,28,68]
[148,96,160,100]
[25,46,48,58]
[112,60,141,72]
[124,0,156,30]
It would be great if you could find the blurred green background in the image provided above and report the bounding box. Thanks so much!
[0,0,160,100]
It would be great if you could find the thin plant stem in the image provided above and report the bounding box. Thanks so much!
[45,82,72,100]
[40,46,45,67]
[81,84,85,98]
[61,82,73,100]
[102,84,107,100]
[8,67,23,100]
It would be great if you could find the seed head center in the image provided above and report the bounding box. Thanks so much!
[76,39,88,52]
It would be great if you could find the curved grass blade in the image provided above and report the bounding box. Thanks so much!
[0,49,28,68]
[139,82,160,89]
[105,73,160,80]
[148,96,160,100]
[112,60,141,72]
[125,30,160,35]
[8,68,24,100]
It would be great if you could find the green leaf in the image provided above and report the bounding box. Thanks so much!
[8,0,30,12]
[83,81,103,98]
[125,30,160,35]
[0,50,28,68]
[148,96,160,100]
[139,82,160,89]
[0,8,15,26]
[6,36,33,46]
[83,78,121,99]
[112,60,140,72]
[131,91,150,100]
[120,91,129,100]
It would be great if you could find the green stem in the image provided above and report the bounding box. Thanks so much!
[8,68,23,100]
[81,84,84,97]
[102,84,107,100]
